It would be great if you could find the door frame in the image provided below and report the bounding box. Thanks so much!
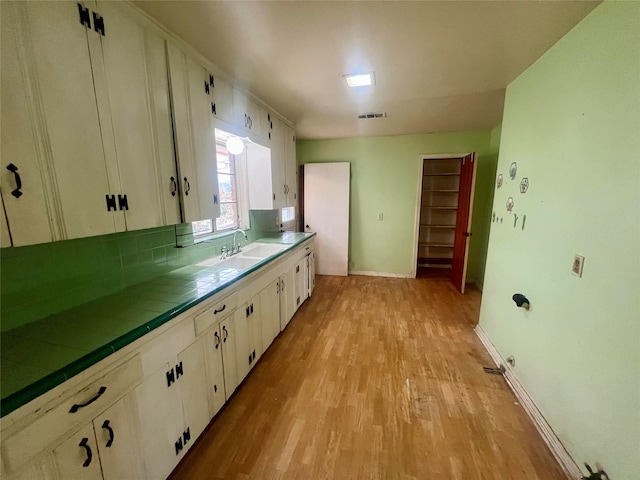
[411,153,471,279]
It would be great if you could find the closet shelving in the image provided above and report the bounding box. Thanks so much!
[417,158,461,270]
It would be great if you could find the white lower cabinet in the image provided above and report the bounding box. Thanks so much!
[234,295,263,383]
[134,363,184,480]
[51,424,102,480]
[294,258,308,312]
[260,280,281,350]
[52,394,143,480]
[308,251,316,297]
[135,334,212,480]
[279,269,296,331]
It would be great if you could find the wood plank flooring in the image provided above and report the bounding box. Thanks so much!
[169,275,566,480]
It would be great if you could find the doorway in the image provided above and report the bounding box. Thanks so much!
[414,153,477,293]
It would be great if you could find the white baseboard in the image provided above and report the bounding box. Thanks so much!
[474,326,582,480]
[348,270,413,278]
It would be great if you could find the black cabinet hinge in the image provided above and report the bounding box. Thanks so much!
[78,3,91,28]
[166,368,175,387]
[117,194,128,211]
[296,296,300,305]
[105,194,117,212]
[296,265,300,273]
[248,354,252,365]
[246,306,250,318]
[183,427,191,444]
[175,361,184,379]
[213,193,218,205]
[93,12,105,36]
[250,303,254,314]
[204,80,210,95]
[211,102,216,116]
[209,74,214,88]
[174,436,183,455]
[252,350,256,361]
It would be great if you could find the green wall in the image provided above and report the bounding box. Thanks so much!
[478,2,640,478]
[297,130,497,284]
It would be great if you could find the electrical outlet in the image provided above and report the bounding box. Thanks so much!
[572,254,585,277]
[377,213,383,221]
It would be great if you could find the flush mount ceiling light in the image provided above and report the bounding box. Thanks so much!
[226,136,244,155]
[344,72,375,87]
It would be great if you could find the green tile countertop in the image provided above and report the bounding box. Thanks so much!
[0,232,315,418]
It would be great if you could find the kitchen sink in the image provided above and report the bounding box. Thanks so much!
[239,243,288,259]
[213,256,263,270]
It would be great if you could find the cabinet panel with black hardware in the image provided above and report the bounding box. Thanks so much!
[0,1,178,245]
[167,45,224,223]
[233,294,263,383]
[232,88,261,135]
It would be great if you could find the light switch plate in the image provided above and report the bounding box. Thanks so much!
[572,254,585,277]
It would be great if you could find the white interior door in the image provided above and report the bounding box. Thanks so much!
[303,163,350,276]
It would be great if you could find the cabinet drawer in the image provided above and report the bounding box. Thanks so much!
[2,355,142,474]
[194,292,237,335]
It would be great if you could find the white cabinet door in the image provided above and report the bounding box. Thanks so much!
[186,56,220,222]
[283,124,298,210]
[232,88,260,134]
[135,363,184,480]
[98,2,175,231]
[233,303,252,383]
[260,279,281,350]
[246,142,274,210]
[294,258,308,312]
[204,327,227,416]
[279,270,295,331]
[93,394,145,480]
[177,336,211,450]
[209,74,234,125]
[168,45,221,223]
[270,119,286,211]
[144,32,182,227]
[51,424,102,480]
[0,4,55,246]
[21,1,121,239]
[260,108,274,141]
[220,317,238,399]
[308,251,316,297]
[233,295,263,382]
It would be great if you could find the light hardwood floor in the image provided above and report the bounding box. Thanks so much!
[169,275,566,480]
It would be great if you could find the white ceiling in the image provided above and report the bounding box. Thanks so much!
[134,1,599,140]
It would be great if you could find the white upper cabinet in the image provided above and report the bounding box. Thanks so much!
[167,45,221,223]
[232,88,261,135]
[270,119,287,210]
[0,1,179,245]
[0,5,56,246]
[246,142,275,210]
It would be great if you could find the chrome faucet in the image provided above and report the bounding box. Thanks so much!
[231,229,247,255]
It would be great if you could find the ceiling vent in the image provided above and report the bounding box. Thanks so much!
[357,112,386,119]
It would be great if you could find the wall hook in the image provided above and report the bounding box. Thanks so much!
[512,293,530,309]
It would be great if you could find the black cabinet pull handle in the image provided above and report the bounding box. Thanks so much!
[79,437,92,467]
[214,304,226,314]
[214,331,220,348]
[6,164,23,198]
[183,177,190,196]
[222,325,228,342]
[101,420,114,447]
[69,386,107,413]
[170,176,177,197]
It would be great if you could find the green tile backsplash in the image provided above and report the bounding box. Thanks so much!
[0,210,279,332]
